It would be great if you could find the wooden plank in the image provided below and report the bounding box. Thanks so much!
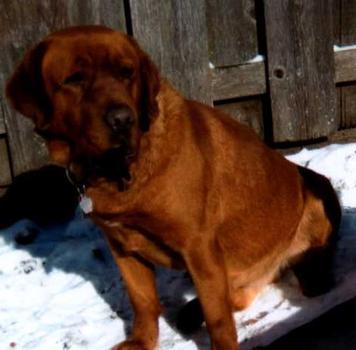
[211,49,356,104]
[335,49,356,83]
[329,127,356,142]
[336,86,341,131]
[66,0,126,29]
[0,138,12,186]
[264,0,337,142]
[215,98,264,138]
[212,49,356,103]
[129,0,211,104]
[333,0,341,45]
[206,0,258,67]
[340,0,356,45]
[338,1,356,133]
[2,102,50,174]
[211,62,266,100]
[0,0,126,176]
[340,85,356,129]
[211,48,356,103]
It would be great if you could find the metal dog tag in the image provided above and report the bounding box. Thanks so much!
[79,195,93,214]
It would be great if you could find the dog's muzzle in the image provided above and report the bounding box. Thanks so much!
[105,106,134,133]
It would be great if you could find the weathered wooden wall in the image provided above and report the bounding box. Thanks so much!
[1,0,356,186]
[206,0,258,67]
[264,0,337,142]
[129,0,211,103]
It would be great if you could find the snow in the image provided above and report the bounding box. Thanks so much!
[210,45,356,70]
[246,54,265,64]
[333,44,356,52]
[1,143,356,350]
[286,143,356,208]
[208,54,265,69]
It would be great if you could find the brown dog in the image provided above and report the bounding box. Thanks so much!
[6,26,341,350]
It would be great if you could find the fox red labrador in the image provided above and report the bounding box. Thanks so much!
[6,26,341,350]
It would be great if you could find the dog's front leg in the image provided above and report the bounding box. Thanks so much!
[183,239,239,350]
[109,246,161,350]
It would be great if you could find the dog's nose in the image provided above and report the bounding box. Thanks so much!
[105,106,134,132]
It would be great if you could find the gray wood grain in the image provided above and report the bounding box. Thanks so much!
[206,0,258,67]
[334,0,341,44]
[0,138,12,186]
[0,98,5,135]
[211,48,356,103]
[330,127,356,141]
[338,0,356,132]
[0,0,126,176]
[211,62,266,100]
[336,87,341,133]
[340,85,356,129]
[130,0,211,104]
[212,49,356,101]
[334,49,356,83]
[340,0,356,45]
[2,100,50,175]
[264,0,337,142]
[215,98,263,137]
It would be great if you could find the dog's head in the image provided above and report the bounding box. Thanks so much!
[6,26,160,184]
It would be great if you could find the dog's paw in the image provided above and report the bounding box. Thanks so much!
[112,339,151,350]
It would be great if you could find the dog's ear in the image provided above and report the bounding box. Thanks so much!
[139,52,160,131]
[6,41,51,126]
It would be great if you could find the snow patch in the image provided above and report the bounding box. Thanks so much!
[334,44,356,52]
[247,54,265,64]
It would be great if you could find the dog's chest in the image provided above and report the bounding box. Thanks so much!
[97,218,185,269]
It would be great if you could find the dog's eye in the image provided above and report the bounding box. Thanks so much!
[63,72,85,85]
[120,65,134,80]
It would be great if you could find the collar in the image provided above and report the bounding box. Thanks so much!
[66,168,93,214]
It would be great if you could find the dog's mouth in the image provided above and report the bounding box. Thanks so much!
[68,146,134,192]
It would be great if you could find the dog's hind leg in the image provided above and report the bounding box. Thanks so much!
[290,167,341,297]
[293,244,337,297]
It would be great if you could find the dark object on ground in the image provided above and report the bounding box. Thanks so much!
[0,165,78,228]
[176,298,205,335]
[264,297,356,350]
[92,247,106,262]
[14,226,39,245]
